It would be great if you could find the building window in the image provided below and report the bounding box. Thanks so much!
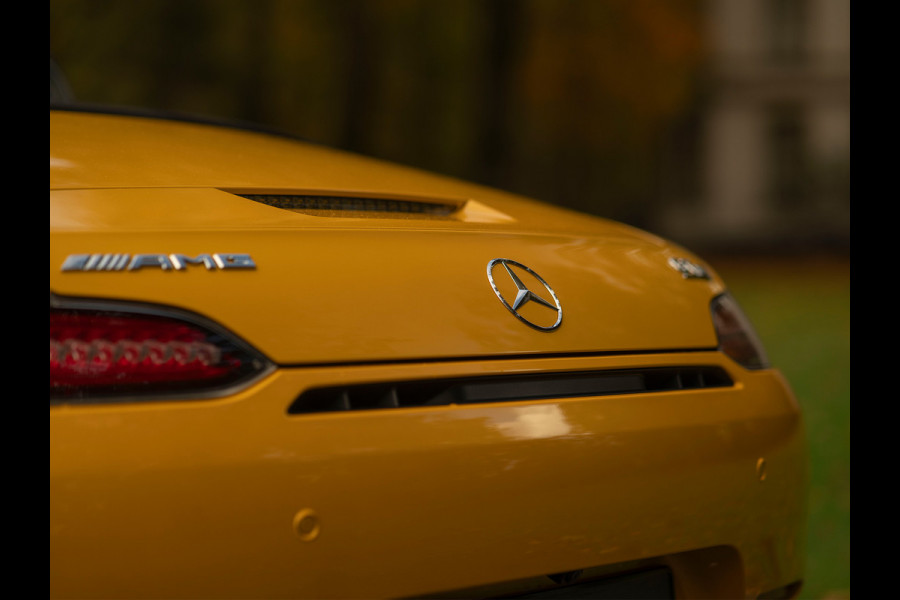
[767,103,809,208]
[768,0,806,63]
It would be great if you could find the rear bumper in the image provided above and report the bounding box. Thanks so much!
[50,351,806,599]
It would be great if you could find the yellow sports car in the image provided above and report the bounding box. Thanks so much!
[50,104,807,599]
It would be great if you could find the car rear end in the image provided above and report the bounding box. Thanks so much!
[50,110,806,599]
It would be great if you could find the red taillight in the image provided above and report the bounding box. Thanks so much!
[710,293,770,370]
[50,301,270,402]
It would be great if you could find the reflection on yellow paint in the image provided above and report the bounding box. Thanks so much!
[469,404,574,440]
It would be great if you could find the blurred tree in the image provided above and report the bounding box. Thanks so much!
[474,0,526,186]
[50,0,705,223]
[510,0,704,220]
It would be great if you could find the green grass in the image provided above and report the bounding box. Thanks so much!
[711,256,850,600]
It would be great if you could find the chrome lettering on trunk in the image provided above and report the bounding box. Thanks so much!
[61,254,256,272]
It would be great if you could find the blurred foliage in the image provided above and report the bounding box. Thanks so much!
[49,0,705,224]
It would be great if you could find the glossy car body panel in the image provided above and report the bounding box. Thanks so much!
[50,111,723,365]
[49,216,722,364]
[50,110,806,599]
[51,352,805,599]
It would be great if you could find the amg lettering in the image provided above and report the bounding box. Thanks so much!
[61,253,256,272]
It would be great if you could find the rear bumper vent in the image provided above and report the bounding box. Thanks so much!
[287,367,733,415]
[234,193,461,218]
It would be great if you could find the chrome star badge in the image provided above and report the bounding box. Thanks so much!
[487,259,562,331]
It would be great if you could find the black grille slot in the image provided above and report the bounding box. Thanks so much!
[288,367,733,415]
[235,193,460,217]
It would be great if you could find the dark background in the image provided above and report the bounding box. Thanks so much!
[50,0,849,255]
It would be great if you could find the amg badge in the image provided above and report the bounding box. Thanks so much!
[61,253,256,272]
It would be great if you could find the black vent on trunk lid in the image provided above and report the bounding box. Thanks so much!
[234,193,460,217]
[288,367,734,415]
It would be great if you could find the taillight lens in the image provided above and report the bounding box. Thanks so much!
[50,300,271,403]
[710,293,770,370]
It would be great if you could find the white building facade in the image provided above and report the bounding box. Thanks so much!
[658,0,850,251]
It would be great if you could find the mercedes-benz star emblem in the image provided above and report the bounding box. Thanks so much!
[486,258,562,331]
